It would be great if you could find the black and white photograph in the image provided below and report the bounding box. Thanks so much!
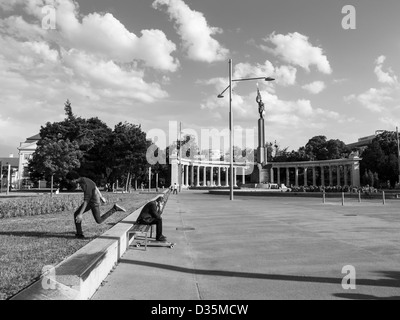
[1,0,400,304]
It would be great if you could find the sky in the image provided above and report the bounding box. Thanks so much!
[1,0,400,157]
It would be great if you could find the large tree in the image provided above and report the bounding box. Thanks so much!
[361,131,399,187]
[305,136,349,160]
[109,122,151,191]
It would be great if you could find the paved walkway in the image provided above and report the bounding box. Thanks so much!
[92,190,400,300]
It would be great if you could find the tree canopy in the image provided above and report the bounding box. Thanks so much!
[28,100,154,190]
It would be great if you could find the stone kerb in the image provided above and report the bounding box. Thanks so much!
[11,191,169,300]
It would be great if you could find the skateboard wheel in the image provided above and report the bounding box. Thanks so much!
[136,243,140,248]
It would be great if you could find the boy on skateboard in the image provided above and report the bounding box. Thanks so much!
[136,195,167,242]
[66,171,126,239]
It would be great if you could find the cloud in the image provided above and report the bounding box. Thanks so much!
[346,56,400,114]
[345,87,393,113]
[261,32,332,74]
[153,0,229,63]
[0,0,181,153]
[2,0,179,72]
[374,55,398,85]
[233,60,297,87]
[302,81,326,94]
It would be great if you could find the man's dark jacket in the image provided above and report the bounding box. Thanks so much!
[136,201,161,224]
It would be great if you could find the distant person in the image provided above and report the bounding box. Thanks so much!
[173,183,178,194]
[136,195,167,242]
[66,171,126,239]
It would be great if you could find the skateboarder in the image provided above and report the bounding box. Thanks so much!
[136,195,167,242]
[66,171,127,239]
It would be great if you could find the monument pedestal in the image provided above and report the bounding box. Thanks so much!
[250,163,272,184]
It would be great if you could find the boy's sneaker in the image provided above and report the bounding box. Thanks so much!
[156,235,167,242]
[114,204,126,212]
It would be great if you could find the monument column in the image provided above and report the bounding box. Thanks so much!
[256,88,267,165]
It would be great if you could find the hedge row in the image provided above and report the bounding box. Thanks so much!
[0,193,125,219]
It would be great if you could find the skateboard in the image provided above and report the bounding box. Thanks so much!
[133,239,175,249]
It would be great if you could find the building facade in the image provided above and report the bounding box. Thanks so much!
[17,133,40,189]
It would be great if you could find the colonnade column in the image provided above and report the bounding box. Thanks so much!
[312,167,316,186]
[209,167,214,187]
[225,167,229,187]
[218,167,222,187]
[329,166,333,186]
[185,165,189,186]
[344,165,348,186]
[190,165,194,186]
[286,168,290,187]
[304,167,308,186]
[270,168,274,183]
[277,168,281,185]
[337,166,341,186]
[295,167,299,187]
[203,166,207,186]
[242,167,246,185]
[196,166,200,187]
[320,166,325,187]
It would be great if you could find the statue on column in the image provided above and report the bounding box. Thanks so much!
[256,87,265,119]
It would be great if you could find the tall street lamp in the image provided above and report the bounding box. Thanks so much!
[218,59,275,200]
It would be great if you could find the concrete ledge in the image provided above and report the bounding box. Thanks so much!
[11,191,168,300]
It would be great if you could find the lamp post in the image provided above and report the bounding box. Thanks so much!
[217,59,275,200]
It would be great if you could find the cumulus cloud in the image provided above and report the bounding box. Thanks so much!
[2,0,179,71]
[374,55,398,85]
[345,87,393,113]
[302,81,326,94]
[261,32,332,74]
[233,60,297,87]
[0,0,183,153]
[345,56,400,115]
[0,0,178,107]
[153,0,229,63]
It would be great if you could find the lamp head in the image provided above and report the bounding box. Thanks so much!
[265,77,275,82]
[217,94,224,98]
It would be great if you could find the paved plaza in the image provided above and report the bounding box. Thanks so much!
[92,190,400,300]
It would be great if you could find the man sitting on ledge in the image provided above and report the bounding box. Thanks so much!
[136,195,167,242]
